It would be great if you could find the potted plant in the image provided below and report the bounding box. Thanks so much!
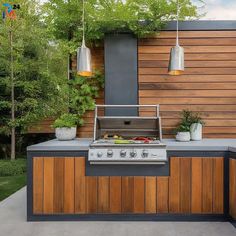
[52,113,78,141]
[175,110,192,142]
[189,113,204,141]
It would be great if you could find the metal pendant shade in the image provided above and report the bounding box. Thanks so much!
[77,0,92,77]
[77,42,92,77]
[168,0,184,76]
[168,45,184,75]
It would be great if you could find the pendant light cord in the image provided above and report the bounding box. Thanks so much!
[82,0,85,46]
[176,0,179,46]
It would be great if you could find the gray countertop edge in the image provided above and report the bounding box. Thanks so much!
[27,138,236,153]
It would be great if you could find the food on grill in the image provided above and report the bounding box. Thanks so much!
[114,140,134,144]
[103,134,123,140]
[132,137,151,143]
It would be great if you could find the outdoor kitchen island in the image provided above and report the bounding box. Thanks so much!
[27,139,236,223]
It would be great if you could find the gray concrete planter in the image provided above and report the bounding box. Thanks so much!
[55,127,77,141]
[176,132,191,142]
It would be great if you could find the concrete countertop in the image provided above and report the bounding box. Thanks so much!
[27,138,236,152]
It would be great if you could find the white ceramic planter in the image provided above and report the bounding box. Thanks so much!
[176,132,191,142]
[190,123,202,141]
[55,127,77,141]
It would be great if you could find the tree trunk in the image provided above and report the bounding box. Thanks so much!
[10,28,15,160]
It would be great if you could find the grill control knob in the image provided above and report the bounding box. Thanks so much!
[97,152,103,158]
[107,150,113,158]
[130,150,137,158]
[120,150,127,158]
[142,150,149,158]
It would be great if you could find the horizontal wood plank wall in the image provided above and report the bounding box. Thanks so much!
[229,158,236,219]
[33,156,224,215]
[29,47,104,138]
[138,31,236,138]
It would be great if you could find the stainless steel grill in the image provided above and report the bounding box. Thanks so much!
[88,105,167,165]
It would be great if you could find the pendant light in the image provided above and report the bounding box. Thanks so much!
[77,0,92,77]
[168,0,184,76]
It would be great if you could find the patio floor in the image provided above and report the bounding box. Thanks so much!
[0,187,235,236]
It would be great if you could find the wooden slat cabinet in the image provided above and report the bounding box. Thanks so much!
[33,156,224,215]
[230,158,236,219]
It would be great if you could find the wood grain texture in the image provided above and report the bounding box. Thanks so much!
[32,156,225,216]
[145,177,157,213]
[169,158,180,213]
[33,158,44,214]
[43,158,54,214]
[133,177,145,213]
[212,158,224,214]
[86,177,98,213]
[98,177,110,213]
[122,177,134,213]
[53,158,65,213]
[139,31,236,138]
[202,158,213,213]
[64,157,75,214]
[191,158,202,213]
[75,158,86,213]
[229,158,236,219]
[110,177,122,213]
[180,158,191,213]
[157,177,169,213]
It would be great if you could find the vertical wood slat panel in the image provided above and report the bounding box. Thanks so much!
[191,158,202,213]
[180,158,191,213]
[157,177,169,213]
[53,158,65,213]
[230,159,236,219]
[133,177,145,213]
[75,158,86,213]
[33,158,44,214]
[86,177,98,213]
[213,158,224,214]
[64,158,75,214]
[202,158,213,213]
[169,158,180,213]
[98,177,110,213]
[122,177,134,213]
[43,158,54,214]
[110,177,122,213]
[145,177,157,213]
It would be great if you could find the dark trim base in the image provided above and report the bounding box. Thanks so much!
[28,213,227,222]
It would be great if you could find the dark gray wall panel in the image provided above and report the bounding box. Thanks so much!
[165,20,236,31]
[104,34,138,116]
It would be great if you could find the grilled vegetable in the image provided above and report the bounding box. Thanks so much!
[114,140,133,144]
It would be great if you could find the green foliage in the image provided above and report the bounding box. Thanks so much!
[0,0,68,136]
[43,0,201,53]
[0,159,26,177]
[52,113,79,128]
[176,110,204,133]
[190,112,205,125]
[68,70,104,119]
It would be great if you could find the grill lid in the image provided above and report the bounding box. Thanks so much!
[93,105,163,141]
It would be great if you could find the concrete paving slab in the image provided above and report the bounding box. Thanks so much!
[0,187,236,236]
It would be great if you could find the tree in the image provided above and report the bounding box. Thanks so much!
[44,0,201,50]
[0,0,68,159]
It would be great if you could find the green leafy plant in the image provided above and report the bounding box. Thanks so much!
[67,70,104,123]
[0,159,26,177]
[52,113,79,129]
[190,113,205,125]
[176,110,204,133]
